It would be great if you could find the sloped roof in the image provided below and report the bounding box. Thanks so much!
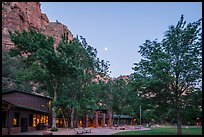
[2,90,52,100]
[113,114,132,119]
[2,99,48,113]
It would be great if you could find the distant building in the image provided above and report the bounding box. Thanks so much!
[112,114,133,125]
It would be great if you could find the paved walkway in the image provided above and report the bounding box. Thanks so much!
[11,126,151,135]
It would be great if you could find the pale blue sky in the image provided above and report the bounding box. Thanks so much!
[41,2,202,78]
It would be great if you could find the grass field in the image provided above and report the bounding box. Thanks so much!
[112,127,202,135]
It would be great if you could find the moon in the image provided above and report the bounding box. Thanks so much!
[104,48,108,51]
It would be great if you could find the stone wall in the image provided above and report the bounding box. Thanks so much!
[10,127,21,135]
[2,128,8,135]
[28,126,36,132]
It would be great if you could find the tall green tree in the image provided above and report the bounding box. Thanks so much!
[111,78,130,124]
[9,28,80,128]
[93,79,115,126]
[56,34,110,128]
[181,88,202,125]
[132,15,202,135]
[94,77,137,126]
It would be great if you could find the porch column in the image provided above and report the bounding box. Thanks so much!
[8,109,13,135]
[85,114,89,128]
[102,113,105,127]
[48,104,52,128]
[108,109,112,127]
[94,111,99,128]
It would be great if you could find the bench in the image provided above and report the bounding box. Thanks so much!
[74,126,92,134]
[83,128,91,133]
[74,128,84,134]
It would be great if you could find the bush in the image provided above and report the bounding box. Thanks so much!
[50,127,58,132]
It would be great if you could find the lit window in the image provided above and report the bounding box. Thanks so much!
[33,114,37,127]
[56,118,59,124]
[80,120,83,126]
[13,118,17,125]
[45,116,48,124]
[40,115,45,123]
[37,114,40,125]
[13,112,19,127]
[60,118,63,125]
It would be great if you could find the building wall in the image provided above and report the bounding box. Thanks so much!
[28,126,36,131]
[2,127,21,135]
[9,127,21,135]
[113,118,132,125]
[2,92,50,113]
[2,107,48,135]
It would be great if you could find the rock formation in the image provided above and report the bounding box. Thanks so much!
[2,2,74,51]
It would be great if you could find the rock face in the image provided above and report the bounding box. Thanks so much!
[2,2,74,51]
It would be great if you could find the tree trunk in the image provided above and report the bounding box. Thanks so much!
[108,108,113,127]
[112,116,114,125]
[130,118,133,125]
[52,80,58,129]
[117,114,121,125]
[70,108,74,128]
[66,115,70,128]
[176,108,182,135]
[75,115,79,127]
[175,70,182,135]
[52,90,57,128]
[61,111,67,128]
[117,116,120,125]
[52,106,56,128]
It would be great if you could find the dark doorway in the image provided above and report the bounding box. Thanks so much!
[2,111,7,128]
[21,118,28,132]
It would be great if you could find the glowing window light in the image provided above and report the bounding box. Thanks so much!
[13,118,17,125]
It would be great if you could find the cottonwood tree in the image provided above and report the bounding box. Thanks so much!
[9,28,82,128]
[132,15,202,135]
[93,79,115,126]
[94,77,136,126]
[55,34,110,128]
[181,88,202,125]
[111,79,130,124]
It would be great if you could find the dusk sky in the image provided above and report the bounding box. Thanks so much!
[41,2,202,78]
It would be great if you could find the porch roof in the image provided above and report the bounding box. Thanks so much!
[2,99,48,114]
[113,114,132,119]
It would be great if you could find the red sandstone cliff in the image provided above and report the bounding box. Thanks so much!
[2,2,74,51]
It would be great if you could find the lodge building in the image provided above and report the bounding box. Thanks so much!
[2,90,52,135]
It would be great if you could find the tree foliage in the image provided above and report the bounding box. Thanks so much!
[132,15,202,134]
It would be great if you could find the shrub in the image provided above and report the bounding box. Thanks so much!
[50,127,58,132]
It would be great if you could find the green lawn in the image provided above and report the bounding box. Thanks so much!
[112,127,202,135]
